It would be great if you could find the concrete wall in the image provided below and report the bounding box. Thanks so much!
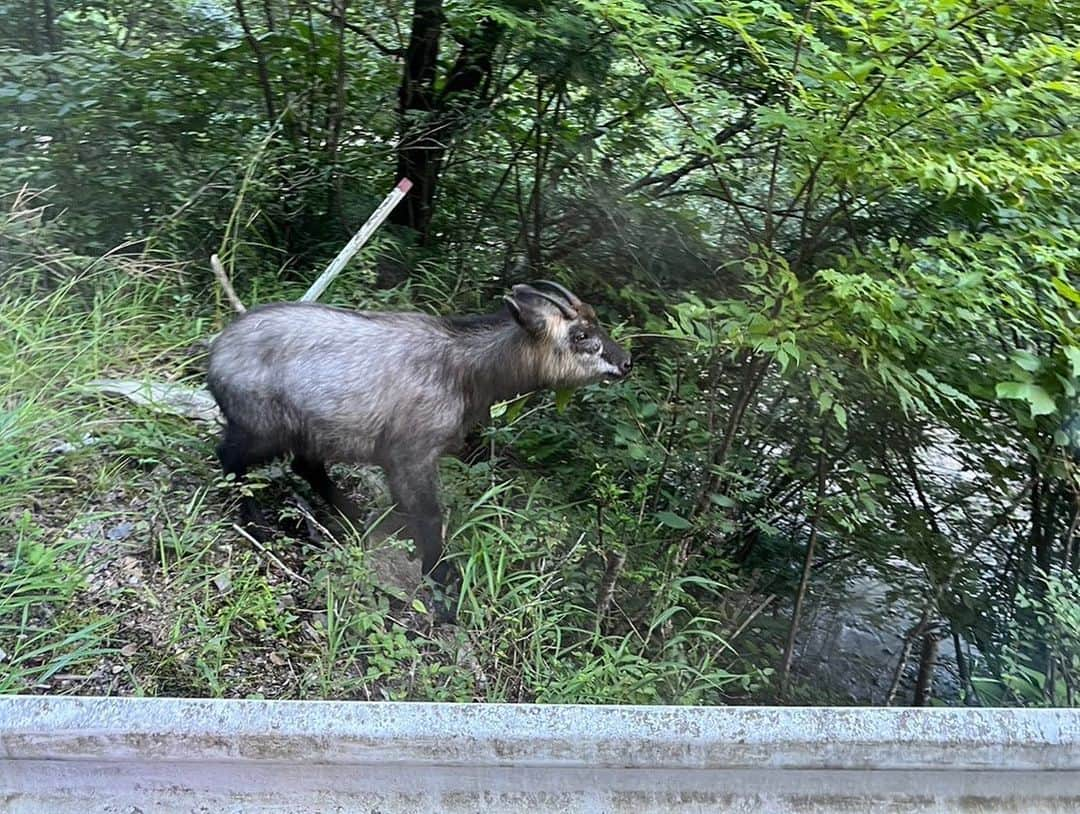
[2,696,1079,812]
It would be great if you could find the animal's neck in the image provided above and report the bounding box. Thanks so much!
[452,316,546,424]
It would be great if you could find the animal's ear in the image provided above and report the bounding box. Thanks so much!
[505,284,573,335]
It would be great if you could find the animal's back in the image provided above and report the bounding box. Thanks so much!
[207,303,463,464]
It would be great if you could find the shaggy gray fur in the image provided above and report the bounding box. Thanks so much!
[206,285,631,585]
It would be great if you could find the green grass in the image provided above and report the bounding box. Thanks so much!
[0,200,764,703]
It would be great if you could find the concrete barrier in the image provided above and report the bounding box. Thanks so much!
[1,696,1078,812]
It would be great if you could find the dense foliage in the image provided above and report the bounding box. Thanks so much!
[1,0,1077,704]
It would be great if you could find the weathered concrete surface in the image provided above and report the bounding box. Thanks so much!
[1,697,1078,812]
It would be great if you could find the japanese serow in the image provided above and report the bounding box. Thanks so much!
[206,282,632,586]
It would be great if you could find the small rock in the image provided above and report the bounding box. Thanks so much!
[106,521,135,541]
[79,520,105,539]
[50,433,97,456]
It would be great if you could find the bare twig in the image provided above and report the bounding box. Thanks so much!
[312,5,402,56]
[595,550,625,624]
[234,0,278,124]
[232,523,311,585]
[210,254,247,314]
[727,593,778,644]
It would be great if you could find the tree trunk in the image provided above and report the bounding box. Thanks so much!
[778,451,827,700]
[953,628,979,706]
[391,0,441,237]
[912,629,941,706]
[42,0,57,51]
[325,0,349,224]
[886,604,929,706]
[391,3,500,241]
[235,0,278,125]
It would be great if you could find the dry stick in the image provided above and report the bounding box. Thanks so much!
[300,177,413,302]
[594,503,623,628]
[211,254,247,314]
[232,524,311,585]
[727,593,778,645]
[595,550,625,625]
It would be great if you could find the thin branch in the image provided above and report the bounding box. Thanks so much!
[618,38,756,236]
[313,5,403,56]
[782,2,1002,227]
[765,0,815,243]
[778,449,828,699]
[233,523,310,585]
[234,0,277,124]
[624,113,756,195]
[211,254,247,314]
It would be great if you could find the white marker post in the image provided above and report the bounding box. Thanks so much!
[300,177,414,303]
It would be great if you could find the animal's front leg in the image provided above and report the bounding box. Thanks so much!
[384,458,450,582]
[291,456,364,526]
[384,458,458,622]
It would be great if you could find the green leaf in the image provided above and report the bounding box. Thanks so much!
[411,598,429,615]
[833,403,848,429]
[489,394,530,423]
[1064,346,1080,378]
[995,381,1057,417]
[554,389,573,413]
[1012,350,1041,373]
[1052,278,1080,305]
[504,395,529,423]
[656,511,692,529]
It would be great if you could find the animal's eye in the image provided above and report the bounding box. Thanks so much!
[574,331,588,342]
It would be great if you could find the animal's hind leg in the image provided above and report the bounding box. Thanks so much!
[291,456,363,527]
[217,423,277,537]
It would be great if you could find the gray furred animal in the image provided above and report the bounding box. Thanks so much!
[206,281,632,586]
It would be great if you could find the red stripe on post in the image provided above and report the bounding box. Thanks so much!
[396,178,414,194]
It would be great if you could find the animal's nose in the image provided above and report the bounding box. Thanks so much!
[620,358,633,374]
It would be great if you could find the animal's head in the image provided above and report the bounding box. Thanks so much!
[504,281,632,388]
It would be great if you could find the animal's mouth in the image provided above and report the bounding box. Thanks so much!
[601,365,631,382]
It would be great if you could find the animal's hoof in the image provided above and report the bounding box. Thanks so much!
[425,561,460,625]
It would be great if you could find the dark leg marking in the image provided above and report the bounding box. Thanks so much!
[291,456,363,526]
[217,423,279,539]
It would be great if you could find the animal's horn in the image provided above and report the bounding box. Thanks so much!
[532,280,582,307]
[512,284,576,319]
